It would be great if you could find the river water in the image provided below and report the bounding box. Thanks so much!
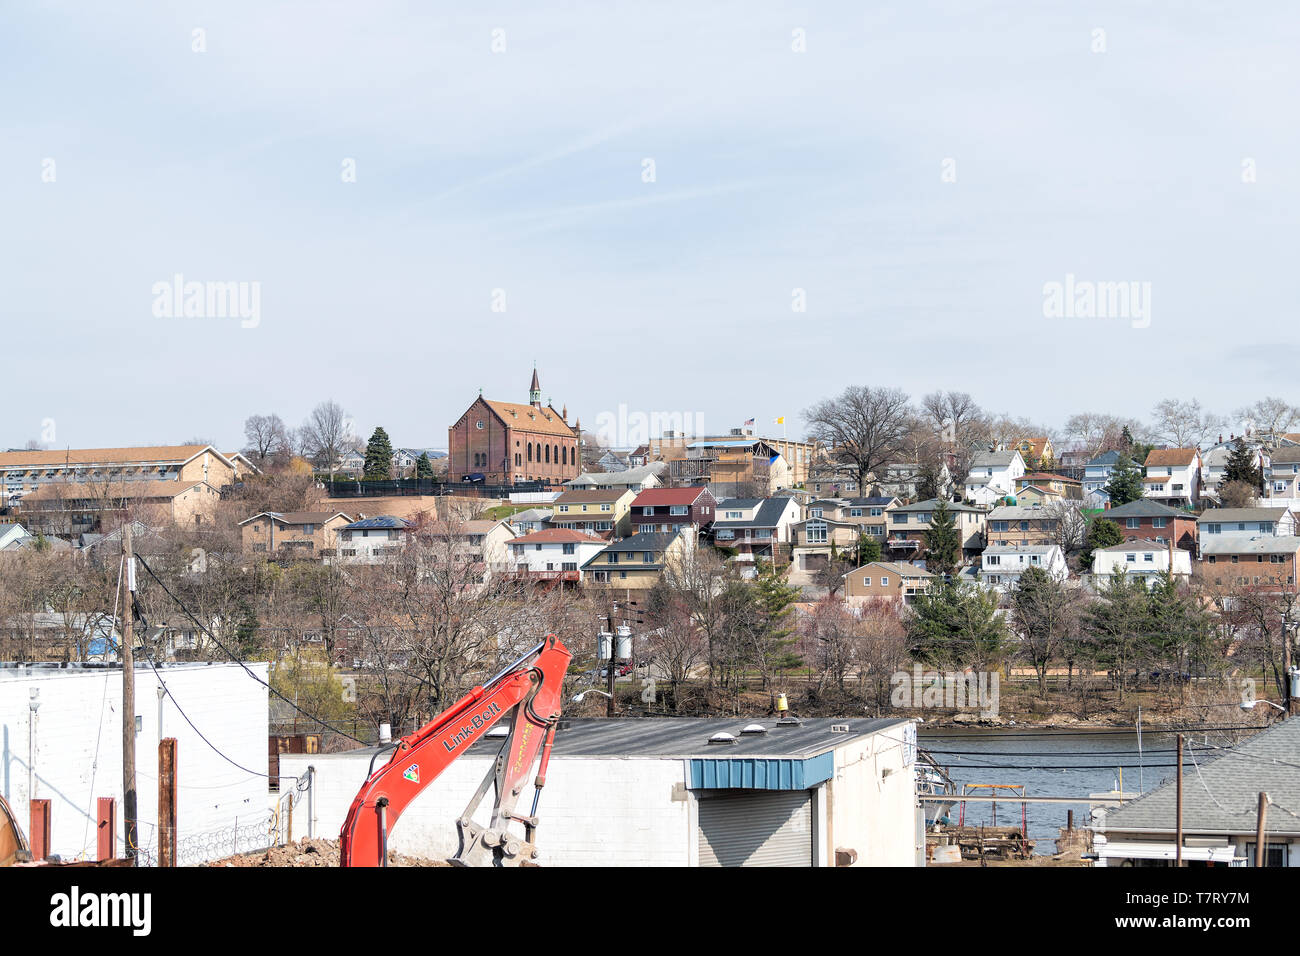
[917,726,1259,853]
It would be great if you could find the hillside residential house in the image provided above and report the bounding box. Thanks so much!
[985,504,1074,548]
[334,516,414,564]
[550,488,635,538]
[843,562,934,606]
[240,511,353,558]
[1090,540,1193,585]
[1263,446,1300,500]
[980,544,1069,592]
[1082,450,1122,504]
[448,369,580,486]
[1200,440,1264,497]
[1014,473,1082,501]
[710,497,803,569]
[1101,499,1198,552]
[808,462,861,497]
[1142,448,1201,508]
[1197,507,1296,557]
[1199,536,1300,588]
[566,462,666,493]
[964,451,1025,506]
[506,507,554,533]
[16,479,225,536]
[629,486,717,535]
[1093,717,1300,866]
[1014,437,1055,469]
[507,528,607,583]
[0,523,32,552]
[885,499,988,562]
[0,444,243,509]
[583,529,694,590]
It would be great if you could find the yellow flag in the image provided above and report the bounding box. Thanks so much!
[774,416,785,425]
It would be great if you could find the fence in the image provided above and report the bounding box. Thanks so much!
[321,478,548,498]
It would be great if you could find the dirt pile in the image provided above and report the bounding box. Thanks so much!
[208,838,449,867]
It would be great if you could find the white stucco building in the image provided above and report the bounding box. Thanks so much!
[281,717,919,867]
[979,544,1068,592]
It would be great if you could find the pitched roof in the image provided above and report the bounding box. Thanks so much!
[1197,507,1289,524]
[342,515,412,531]
[1270,447,1300,464]
[22,479,215,501]
[593,531,680,554]
[1020,472,1079,484]
[1200,535,1300,556]
[1087,450,1123,466]
[567,463,666,487]
[891,498,987,514]
[988,504,1068,520]
[712,498,796,529]
[483,400,575,438]
[847,496,896,506]
[1102,499,1187,519]
[983,543,1062,555]
[239,511,351,526]
[849,561,933,579]
[1101,720,1300,835]
[630,487,711,507]
[1145,447,1198,467]
[1095,538,1174,553]
[0,444,231,469]
[969,450,1021,468]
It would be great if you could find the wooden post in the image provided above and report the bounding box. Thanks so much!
[96,797,117,861]
[1176,734,1184,867]
[158,738,177,867]
[1255,792,1269,867]
[122,524,138,864]
[29,799,51,860]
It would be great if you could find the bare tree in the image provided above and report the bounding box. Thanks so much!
[1064,412,1147,459]
[243,413,292,467]
[300,400,352,479]
[1236,396,1300,440]
[920,390,990,488]
[1151,398,1226,449]
[803,385,913,492]
[1044,500,1089,554]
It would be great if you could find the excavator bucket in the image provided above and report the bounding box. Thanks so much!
[0,794,31,867]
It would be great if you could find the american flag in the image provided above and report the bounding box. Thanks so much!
[743,418,754,426]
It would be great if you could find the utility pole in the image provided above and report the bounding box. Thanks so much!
[122,522,138,864]
[605,604,618,718]
[1255,792,1269,867]
[1175,734,1184,868]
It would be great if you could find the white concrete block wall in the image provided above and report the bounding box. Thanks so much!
[828,724,918,866]
[0,663,268,864]
[281,751,695,866]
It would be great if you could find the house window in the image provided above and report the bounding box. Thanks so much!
[562,543,575,555]
[1126,554,1136,563]
[881,576,889,587]
[669,505,689,516]
[862,577,872,586]
[894,514,908,524]
[1152,518,1167,528]
[1143,553,1154,563]
[807,521,828,544]
[1206,523,1220,534]
[642,507,655,515]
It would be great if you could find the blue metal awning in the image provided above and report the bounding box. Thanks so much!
[688,752,834,791]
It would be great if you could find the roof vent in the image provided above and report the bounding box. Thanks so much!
[740,723,768,735]
[708,732,739,745]
[485,725,510,738]
[831,723,850,733]
[775,717,803,727]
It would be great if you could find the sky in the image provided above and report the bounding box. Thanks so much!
[2,1,1297,453]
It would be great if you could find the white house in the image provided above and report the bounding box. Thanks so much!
[1142,448,1201,508]
[964,450,1025,505]
[0,522,32,551]
[507,528,607,582]
[979,544,1068,592]
[711,496,803,572]
[334,515,413,564]
[1090,540,1193,584]
[279,717,920,867]
[1197,507,1296,553]
[0,661,269,866]
[1263,446,1300,505]
[505,507,554,533]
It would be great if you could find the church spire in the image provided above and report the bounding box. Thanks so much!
[529,366,542,407]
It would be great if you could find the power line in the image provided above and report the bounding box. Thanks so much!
[133,553,366,745]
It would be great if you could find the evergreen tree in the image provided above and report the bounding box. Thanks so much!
[363,426,394,479]
[415,452,434,478]
[1080,517,1124,569]
[750,566,804,686]
[906,580,1008,672]
[1104,453,1144,505]
[1084,570,1150,700]
[856,532,881,566]
[1146,571,1215,682]
[923,499,960,578]
[1220,436,1263,493]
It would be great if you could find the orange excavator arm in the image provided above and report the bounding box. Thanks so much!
[340,634,572,867]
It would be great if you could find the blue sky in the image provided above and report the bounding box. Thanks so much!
[2,1,1297,451]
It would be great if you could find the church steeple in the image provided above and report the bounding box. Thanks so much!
[529,366,542,408]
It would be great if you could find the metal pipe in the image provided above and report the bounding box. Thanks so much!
[376,797,389,868]
[307,765,315,839]
[28,689,40,810]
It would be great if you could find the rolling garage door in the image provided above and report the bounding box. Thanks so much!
[697,789,813,866]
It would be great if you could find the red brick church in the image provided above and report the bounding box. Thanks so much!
[448,368,580,486]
